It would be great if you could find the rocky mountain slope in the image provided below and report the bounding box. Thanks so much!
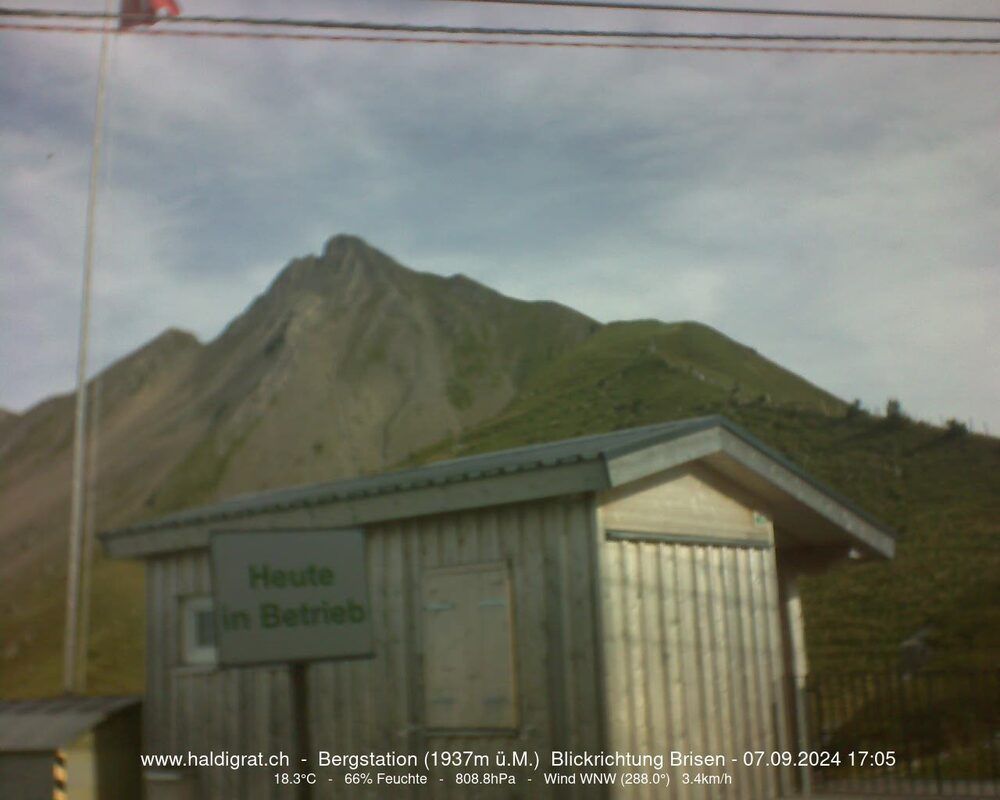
[2,235,994,697]
[1,235,599,693]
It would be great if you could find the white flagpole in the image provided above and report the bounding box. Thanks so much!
[64,1,113,695]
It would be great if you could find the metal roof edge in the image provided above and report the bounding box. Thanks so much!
[103,458,610,559]
[709,428,895,559]
[99,452,606,547]
[600,414,725,462]
[712,418,898,540]
[0,694,141,751]
[100,419,715,547]
[100,414,896,558]
[599,416,897,555]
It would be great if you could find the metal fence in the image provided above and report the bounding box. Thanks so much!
[805,670,1000,797]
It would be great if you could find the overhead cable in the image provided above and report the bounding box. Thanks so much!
[4,22,1000,56]
[2,8,1000,44]
[424,0,1000,25]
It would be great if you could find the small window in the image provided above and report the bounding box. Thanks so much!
[422,562,517,730]
[180,595,217,666]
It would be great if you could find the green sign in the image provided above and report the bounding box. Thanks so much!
[210,529,373,665]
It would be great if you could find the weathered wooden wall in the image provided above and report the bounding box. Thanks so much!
[143,493,605,798]
[597,464,792,800]
[143,464,797,799]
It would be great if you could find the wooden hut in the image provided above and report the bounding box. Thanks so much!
[101,416,895,798]
[0,695,140,799]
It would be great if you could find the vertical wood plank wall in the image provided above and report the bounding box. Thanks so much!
[597,466,792,800]
[143,494,605,798]
[598,538,790,800]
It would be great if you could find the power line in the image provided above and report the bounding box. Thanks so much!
[425,0,1000,25]
[2,8,1000,45]
[5,22,1000,57]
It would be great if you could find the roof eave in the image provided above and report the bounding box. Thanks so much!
[102,458,610,559]
[101,416,896,562]
[604,425,895,559]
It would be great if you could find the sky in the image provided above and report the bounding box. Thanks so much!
[2,0,998,431]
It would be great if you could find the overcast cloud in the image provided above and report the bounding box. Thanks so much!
[2,0,998,430]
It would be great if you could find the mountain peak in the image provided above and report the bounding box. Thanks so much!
[152,327,201,348]
[318,234,404,279]
[261,234,394,302]
[321,233,372,259]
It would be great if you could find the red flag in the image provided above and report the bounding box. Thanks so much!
[120,0,181,30]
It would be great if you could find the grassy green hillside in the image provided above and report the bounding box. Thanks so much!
[412,320,1000,672]
[3,556,145,697]
[5,317,995,697]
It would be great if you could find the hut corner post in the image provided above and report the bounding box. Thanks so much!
[778,561,813,798]
[290,662,313,800]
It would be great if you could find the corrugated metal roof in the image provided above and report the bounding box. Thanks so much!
[100,415,896,541]
[0,695,139,751]
[105,417,720,536]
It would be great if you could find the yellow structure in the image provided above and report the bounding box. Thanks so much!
[0,695,140,799]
